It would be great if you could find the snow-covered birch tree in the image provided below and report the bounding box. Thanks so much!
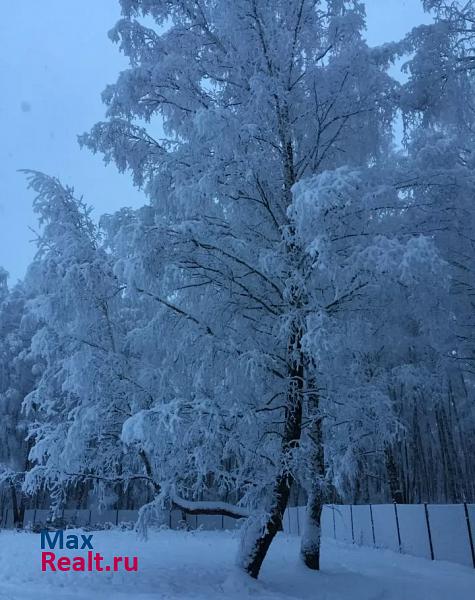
[12,0,464,581]
[81,0,402,577]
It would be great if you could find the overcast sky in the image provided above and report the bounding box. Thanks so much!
[0,0,431,284]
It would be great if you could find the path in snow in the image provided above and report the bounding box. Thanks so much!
[0,529,473,599]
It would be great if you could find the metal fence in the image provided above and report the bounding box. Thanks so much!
[282,503,475,569]
[2,503,474,569]
[0,507,241,531]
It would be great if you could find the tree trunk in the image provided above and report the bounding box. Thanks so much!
[385,445,403,503]
[301,486,324,570]
[10,482,22,528]
[301,379,325,570]
[239,325,304,578]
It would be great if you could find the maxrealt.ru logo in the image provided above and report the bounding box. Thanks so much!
[41,531,138,572]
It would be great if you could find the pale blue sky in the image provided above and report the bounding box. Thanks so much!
[0,0,431,283]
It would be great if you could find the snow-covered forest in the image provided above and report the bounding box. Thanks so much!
[1,0,475,586]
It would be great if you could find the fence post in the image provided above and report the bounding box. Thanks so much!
[88,509,92,526]
[463,502,475,569]
[424,503,435,560]
[393,502,401,552]
[32,508,37,527]
[296,506,300,536]
[350,505,355,544]
[369,504,376,546]
[332,505,336,539]
[116,509,119,526]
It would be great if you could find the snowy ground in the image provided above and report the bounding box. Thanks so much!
[0,528,473,599]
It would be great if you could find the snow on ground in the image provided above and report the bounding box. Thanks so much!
[0,528,473,599]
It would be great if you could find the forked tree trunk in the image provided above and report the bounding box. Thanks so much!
[240,325,304,578]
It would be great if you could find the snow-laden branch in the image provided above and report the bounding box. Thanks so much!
[134,283,286,378]
[171,494,250,519]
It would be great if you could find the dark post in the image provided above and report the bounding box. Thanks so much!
[463,502,475,569]
[332,505,336,539]
[369,504,376,546]
[424,503,435,561]
[393,502,401,552]
[350,505,355,544]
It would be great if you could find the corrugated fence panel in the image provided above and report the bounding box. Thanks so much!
[62,509,78,524]
[170,509,184,529]
[428,504,473,567]
[397,504,431,560]
[196,514,222,530]
[282,508,291,534]
[352,504,373,546]
[117,510,138,525]
[468,504,475,544]
[4,509,14,529]
[297,506,306,535]
[185,512,198,530]
[74,510,92,526]
[222,516,241,530]
[33,509,52,526]
[90,509,117,525]
[288,507,299,536]
[321,505,334,539]
[334,505,352,543]
[23,509,36,528]
[282,506,322,537]
[372,504,399,552]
